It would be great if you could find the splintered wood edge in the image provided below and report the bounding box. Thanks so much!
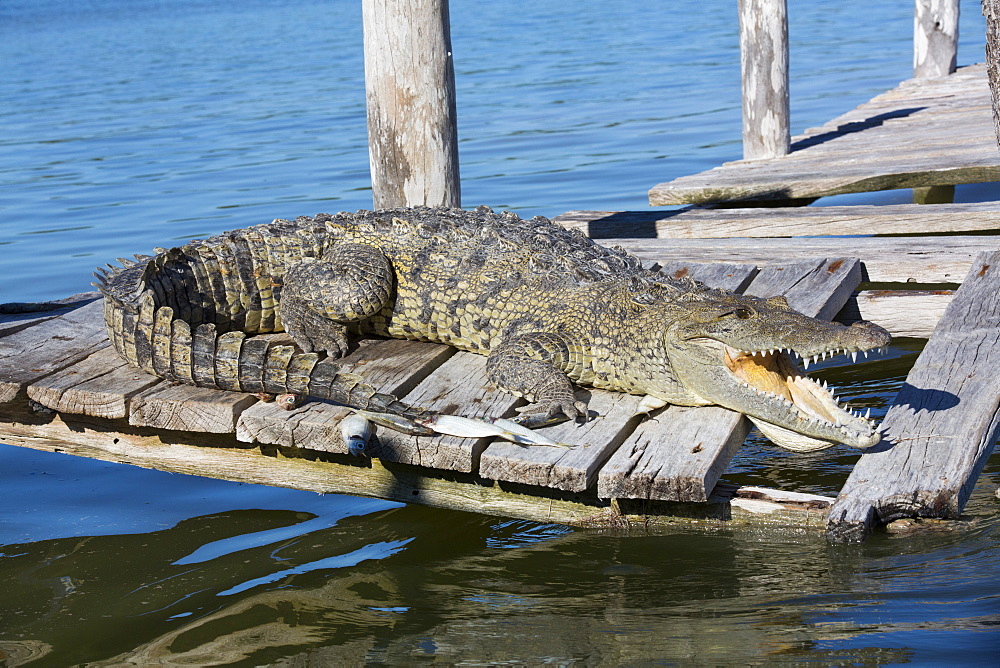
[0,410,832,534]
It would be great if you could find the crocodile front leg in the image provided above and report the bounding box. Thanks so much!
[279,243,394,358]
[486,331,589,427]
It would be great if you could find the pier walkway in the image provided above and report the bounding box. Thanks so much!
[650,64,999,206]
[3,245,998,541]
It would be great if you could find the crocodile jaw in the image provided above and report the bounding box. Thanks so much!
[669,341,882,452]
[723,347,880,451]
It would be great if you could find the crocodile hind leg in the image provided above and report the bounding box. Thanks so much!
[486,331,589,428]
[279,243,394,358]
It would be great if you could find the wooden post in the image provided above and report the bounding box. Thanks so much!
[985,0,1000,148]
[914,0,959,78]
[362,0,461,209]
[738,0,790,160]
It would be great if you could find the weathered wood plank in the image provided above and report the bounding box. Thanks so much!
[744,257,860,321]
[655,260,758,293]
[236,338,454,453]
[648,64,998,205]
[602,235,999,284]
[368,352,520,473]
[26,346,161,419]
[0,299,108,404]
[0,408,834,532]
[827,251,1000,542]
[479,389,645,492]
[554,202,1000,240]
[129,384,259,433]
[838,289,953,339]
[0,292,100,337]
[597,258,860,502]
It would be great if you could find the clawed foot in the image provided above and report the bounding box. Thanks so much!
[513,399,590,428]
[284,318,351,358]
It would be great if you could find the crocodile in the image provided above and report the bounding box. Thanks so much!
[96,205,891,452]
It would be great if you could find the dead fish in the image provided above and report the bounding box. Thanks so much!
[341,413,373,457]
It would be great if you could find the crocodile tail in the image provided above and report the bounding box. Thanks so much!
[96,262,434,430]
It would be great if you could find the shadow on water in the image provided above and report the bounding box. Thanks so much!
[1,471,998,666]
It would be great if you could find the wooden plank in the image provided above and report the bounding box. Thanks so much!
[0,407,834,532]
[479,389,645,492]
[648,64,999,205]
[602,235,999,284]
[236,338,454,454]
[0,292,101,337]
[554,202,1000,240]
[368,352,521,473]
[744,257,861,321]
[598,258,861,502]
[838,289,953,339]
[827,251,1000,541]
[655,260,758,293]
[129,384,259,434]
[0,299,108,404]
[26,346,161,419]
[478,263,758,493]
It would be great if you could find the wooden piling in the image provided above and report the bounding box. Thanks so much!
[914,0,959,78]
[737,0,790,160]
[362,0,461,208]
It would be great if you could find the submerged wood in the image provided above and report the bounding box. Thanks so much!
[648,64,998,205]
[827,251,1000,542]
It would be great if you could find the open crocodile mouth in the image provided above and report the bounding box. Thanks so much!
[722,346,880,452]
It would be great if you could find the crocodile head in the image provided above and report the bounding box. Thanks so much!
[660,294,891,452]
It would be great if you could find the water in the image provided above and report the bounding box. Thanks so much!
[1,0,998,664]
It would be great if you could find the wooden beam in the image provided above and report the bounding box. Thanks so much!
[914,0,959,78]
[0,407,834,533]
[362,0,460,208]
[827,251,1000,541]
[555,203,1000,240]
[738,0,790,159]
[598,234,997,284]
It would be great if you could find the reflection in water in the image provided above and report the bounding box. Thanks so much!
[1,481,998,665]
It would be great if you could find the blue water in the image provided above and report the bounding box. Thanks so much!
[2,0,999,664]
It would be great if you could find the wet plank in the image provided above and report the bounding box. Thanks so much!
[598,258,861,502]
[0,299,108,404]
[236,338,454,454]
[555,202,1000,240]
[648,64,999,205]
[827,251,1000,542]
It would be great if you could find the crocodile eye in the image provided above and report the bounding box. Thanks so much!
[734,308,752,319]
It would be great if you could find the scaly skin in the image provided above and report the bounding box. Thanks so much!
[97,206,891,451]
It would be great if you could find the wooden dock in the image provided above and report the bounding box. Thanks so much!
[650,64,999,205]
[3,242,998,541]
